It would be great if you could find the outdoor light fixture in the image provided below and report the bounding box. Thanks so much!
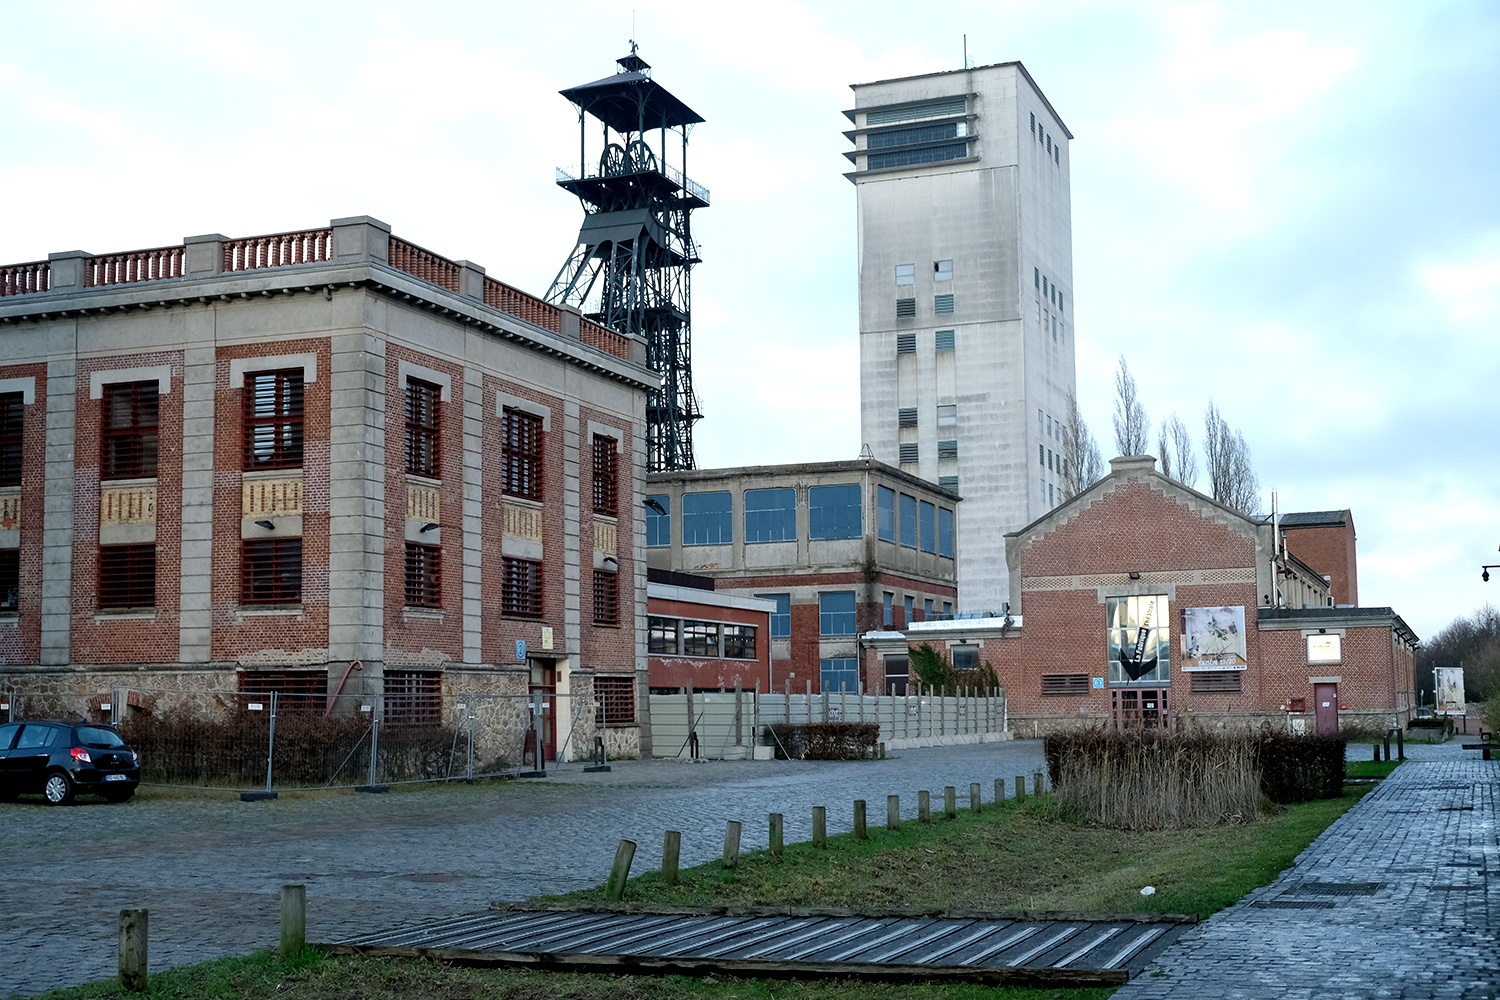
[1483,565,1499,583]
[1128,571,1141,580]
[419,522,439,533]
[253,519,275,530]
[603,556,618,566]
[643,498,667,516]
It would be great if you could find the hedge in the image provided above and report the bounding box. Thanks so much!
[763,722,880,761]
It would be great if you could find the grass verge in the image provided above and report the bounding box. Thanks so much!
[1344,759,1403,779]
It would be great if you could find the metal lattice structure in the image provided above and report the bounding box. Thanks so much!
[546,47,708,472]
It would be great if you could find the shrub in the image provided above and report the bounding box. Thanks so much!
[763,722,879,760]
[1255,732,1345,802]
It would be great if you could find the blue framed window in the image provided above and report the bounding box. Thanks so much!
[755,593,791,639]
[820,658,860,693]
[904,595,914,624]
[877,486,895,541]
[899,494,916,548]
[819,591,857,636]
[883,591,893,627]
[920,501,936,553]
[646,495,671,547]
[682,491,732,545]
[744,488,796,543]
[809,484,861,540]
[938,507,954,558]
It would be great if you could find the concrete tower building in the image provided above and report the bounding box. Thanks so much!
[847,62,1076,613]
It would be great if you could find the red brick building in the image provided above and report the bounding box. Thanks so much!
[0,217,656,760]
[646,570,774,693]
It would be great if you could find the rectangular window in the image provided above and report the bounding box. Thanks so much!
[868,143,967,171]
[895,298,917,318]
[682,491,733,545]
[241,538,301,605]
[744,487,796,543]
[865,95,966,126]
[943,601,951,615]
[243,369,304,470]
[898,443,918,463]
[384,671,442,727]
[648,615,680,654]
[898,407,918,428]
[934,259,953,281]
[682,619,719,657]
[592,569,618,625]
[877,486,895,541]
[592,434,618,516]
[1107,594,1171,685]
[896,332,916,353]
[938,506,954,558]
[820,657,859,693]
[0,549,17,611]
[101,382,159,480]
[1034,266,1040,288]
[238,670,327,713]
[899,494,916,547]
[818,591,856,636]
[405,378,440,478]
[809,483,861,540]
[501,407,543,500]
[938,440,958,461]
[646,495,670,547]
[920,500,936,553]
[883,591,893,627]
[754,593,791,639]
[938,475,959,494]
[924,598,933,617]
[501,557,543,617]
[595,674,636,723]
[1048,448,1054,470]
[722,624,756,660]
[404,542,440,607]
[1039,443,1046,466]
[936,404,956,427]
[1042,674,1090,696]
[884,655,909,695]
[1049,482,1054,505]
[904,594,914,624]
[895,263,915,285]
[935,329,955,351]
[934,294,954,315]
[869,122,965,150]
[0,392,23,486]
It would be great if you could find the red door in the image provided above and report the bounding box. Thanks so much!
[1314,683,1339,735]
[528,660,557,763]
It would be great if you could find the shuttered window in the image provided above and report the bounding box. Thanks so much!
[242,538,301,605]
[898,407,918,428]
[99,544,155,608]
[896,333,916,354]
[0,392,22,487]
[1191,671,1243,693]
[101,382,159,480]
[501,407,543,500]
[243,369,304,470]
[898,443,918,464]
[405,378,440,478]
[592,434,618,516]
[592,569,618,625]
[938,476,959,495]
[1042,674,1090,696]
[935,329,955,351]
[869,144,968,171]
[502,557,543,617]
[896,298,917,318]
[385,671,442,727]
[595,674,635,723]
[934,294,955,315]
[404,542,440,607]
[0,549,19,611]
[938,440,958,461]
[865,96,967,126]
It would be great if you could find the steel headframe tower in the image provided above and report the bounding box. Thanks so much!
[547,47,708,472]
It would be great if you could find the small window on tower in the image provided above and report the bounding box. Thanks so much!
[896,298,917,318]
[898,407,918,428]
[935,329,955,351]
[934,259,953,281]
[895,264,916,285]
[896,332,916,354]
[937,404,956,427]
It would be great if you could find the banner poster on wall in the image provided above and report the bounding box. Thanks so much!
[1433,666,1465,716]
[1179,606,1248,671]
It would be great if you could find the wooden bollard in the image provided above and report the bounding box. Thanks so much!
[888,794,901,830]
[1372,742,1381,761]
[813,806,827,848]
[995,778,1006,804]
[662,830,681,886]
[769,813,784,857]
[918,789,931,822]
[944,785,956,819]
[854,799,867,839]
[119,908,148,992]
[1034,770,1045,794]
[280,884,306,956]
[723,820,742,869]
[968,782,980,813]
[1015,775,1026,801]
[604,839,636,901]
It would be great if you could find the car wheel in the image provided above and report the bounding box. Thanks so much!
[43,770,75,806]
[103,788,135,803]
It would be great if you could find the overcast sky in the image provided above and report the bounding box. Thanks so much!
[3,1,1497,641]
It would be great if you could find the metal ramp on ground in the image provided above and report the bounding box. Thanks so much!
[322,903,1196,988]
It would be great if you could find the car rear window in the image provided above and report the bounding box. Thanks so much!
[76,726,126,748]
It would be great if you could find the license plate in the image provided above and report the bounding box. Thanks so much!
[104,774,129,782]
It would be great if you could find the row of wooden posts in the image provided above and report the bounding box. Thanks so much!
[605,771,1048,901]
[115,885,307,991]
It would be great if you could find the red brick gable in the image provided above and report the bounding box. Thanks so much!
[1018,478,1256,578]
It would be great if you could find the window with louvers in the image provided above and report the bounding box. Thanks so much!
[1041,674,1090,696]
[241,538,302,604]
[385,670,442,727]
[592,569,618,625]
[595,674,635,723]
[896,332,916,353]
[896,299,917,318]
[238,670,328,714]
[101,382,158,480]
[405,378,440,478]
[592,435,618,516]
[502,557,542,617]
[404,543,440,607]
[0,392,22,487]
[1190,671,1243,694]
[243,369,304,470]
[898,408,918,428]
[99,544,155,608]
[501,407,543,500]
[899,443,919,463]
[0,549,19,611]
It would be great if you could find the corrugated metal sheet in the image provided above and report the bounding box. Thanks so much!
[325,906,1192,987]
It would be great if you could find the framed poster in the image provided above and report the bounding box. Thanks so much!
[1107,595,1170,684]
[1434,666,1465,716]
[1307,634,1341,664]
[1180,606,1248,671]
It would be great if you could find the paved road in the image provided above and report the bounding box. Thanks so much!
[0,740,1045,998]
[1117,741,1499,999]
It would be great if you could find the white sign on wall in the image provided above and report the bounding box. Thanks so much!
[1307,634,1342,664]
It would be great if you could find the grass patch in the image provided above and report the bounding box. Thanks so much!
[550,788,1371,920]
[1344,759,1403,779]
[31,948,1114,1000]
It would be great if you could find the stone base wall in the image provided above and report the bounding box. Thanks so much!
[1009,707,1411,739]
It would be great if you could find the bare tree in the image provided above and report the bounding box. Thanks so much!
[1112,355,1150,457]
[1157,412,1198,488]
[1060,394,1104,500]
[1203,400,1262,515]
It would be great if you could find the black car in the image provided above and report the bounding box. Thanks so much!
[0,721,141,805]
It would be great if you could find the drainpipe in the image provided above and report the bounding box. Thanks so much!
[326,660,364,717]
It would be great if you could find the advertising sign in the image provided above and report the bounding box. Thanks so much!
[1307,634,1341,664]
[1434,666,1465,716]
[1180,606,1248,671]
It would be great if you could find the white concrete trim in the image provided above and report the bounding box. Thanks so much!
[399,360,451,401]
[1309,675,1342,684]
[496,391,551,431]
[0,377,36,404]
[588,420,624,443]
[230,353,318,385]
[90,365,173,399]
[648,583,779,614]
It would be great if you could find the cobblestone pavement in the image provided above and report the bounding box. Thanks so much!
[1117,742,1499,1000]
[0,740,1045,998]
